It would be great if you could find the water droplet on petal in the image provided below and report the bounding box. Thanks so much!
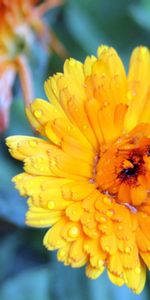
[67,126,71,131]
[34,110,42,118]
[50,159,57,167]
[99,216,107,223]
[103,197,112,205]
[101,224,107,231]
[127,91,133,101]
[101,72,105,77]
[58,249,66,259]
[141,212,147,218]
[118,225,123,230]
[37,157,43,163]
[29,140,37,147]
[39,166,44,171]
[87,218,91,224]
[103,101,108,107]
[92,231,98,238]
[125,246,131,254]
[68,226,79,238]
[135,267,141,274]
[98,259,104,267]
[48,201,55,209]
[106,209,114,218]
[62,201,67,207]
[83,125,88,130]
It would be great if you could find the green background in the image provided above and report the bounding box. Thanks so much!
[1,0,150,299]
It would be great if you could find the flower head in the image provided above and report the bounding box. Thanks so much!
[6,45,150,293]
[0,0,64,132]
[0,0,63,55]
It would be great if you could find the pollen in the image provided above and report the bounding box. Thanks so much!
[122,160,134,169]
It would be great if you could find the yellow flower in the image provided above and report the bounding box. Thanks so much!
[6,45,150,294]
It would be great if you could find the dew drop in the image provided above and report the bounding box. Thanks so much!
[50,160,57,167]
[118,225,123,230]
[37,157,43,163]
[98,259,104,267]
[73,251,78,257]
[34,110,42,118]
[86,218,91,224]
[56,241,60,247]
[103,197,112,205]
[101,72,105,78]
[39,166,44,171]
[106,209,114,218]
[48,201,55,209]
[141,212,147,218]
[83,124,88,130]
[29,140,37,147]
[125,246,131,254]
[68,226,79,238]
[62,201,67,207]
[101,224,107,231]
[99,216,107,223]
[67,126,71,131]
[103,100,108,107]
[92,231,98,238]
[127,91,133,101]
[58,249,66,258]
[135,267,141,274]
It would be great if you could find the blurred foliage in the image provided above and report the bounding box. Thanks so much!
[1,0,150,299]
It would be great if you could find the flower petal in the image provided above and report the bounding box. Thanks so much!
[124,47,150,131]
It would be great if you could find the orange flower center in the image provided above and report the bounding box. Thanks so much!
[119,155,143,180]
[95,125,150,209]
